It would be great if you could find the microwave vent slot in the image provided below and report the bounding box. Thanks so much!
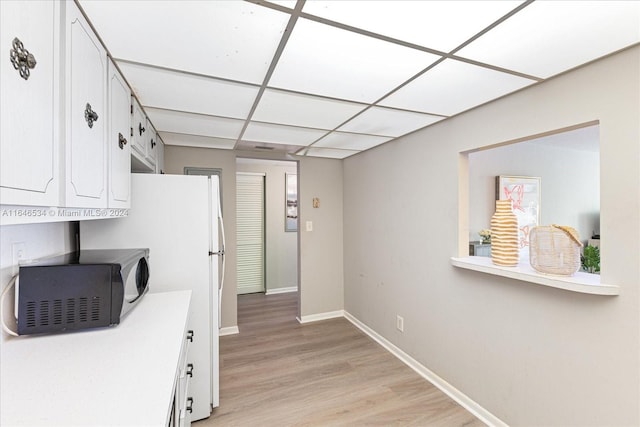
[25,301,36,328]
[66,298,75,323]
[39,301,49,326]
[79,297,88,322]
[53,300,63,325]
[91,298,100,321]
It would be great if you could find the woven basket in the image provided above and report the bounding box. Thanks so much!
[529,225,583,276]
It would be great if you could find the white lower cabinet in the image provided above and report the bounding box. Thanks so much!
[174,328,193,427]
[0,0,61,207]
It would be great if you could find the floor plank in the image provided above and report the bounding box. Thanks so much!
[196,292,485,426]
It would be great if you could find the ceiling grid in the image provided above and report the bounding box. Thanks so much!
[78,0,640,159]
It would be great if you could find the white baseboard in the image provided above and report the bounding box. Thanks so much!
[265,286,298,295]
[219,326,239,336]
[297,310,345,324]
[343,311,507,427]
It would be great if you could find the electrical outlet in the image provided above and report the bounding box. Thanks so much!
[396,315,404,332]
[12,242,26,275]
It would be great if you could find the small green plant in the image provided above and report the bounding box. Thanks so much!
[478,229,491,243]
[581,245,600,273]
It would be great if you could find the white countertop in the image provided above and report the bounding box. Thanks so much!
[451,256,618,295]
[1,290,191,426]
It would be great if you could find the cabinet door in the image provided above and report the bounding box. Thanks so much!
[108,60,131,208]
[0,1,60,206]
[156,137,165,174]
[65,2,107,208]
[146,119,158,165]
[131,97,147,157]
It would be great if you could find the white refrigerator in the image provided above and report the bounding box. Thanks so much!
[80,173,225,421]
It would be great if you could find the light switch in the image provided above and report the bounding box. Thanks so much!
[306,221,313,232]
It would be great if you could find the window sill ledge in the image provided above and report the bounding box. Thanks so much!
[451,256,619,296]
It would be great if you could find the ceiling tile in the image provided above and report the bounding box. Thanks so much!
[235,140,305,154]
[313,132,392,151]
[146,108,244,140]
[159,132,236,150]
[302,1,524,53]
[243,122,329,146]
[118,62,258,119]
[79,0,290,84]
[302,147,360,159]
[253,89,367,129]
[269,17,442,103]
[379,59,535,116]
[457,1,640,78]
[338,107,445,137]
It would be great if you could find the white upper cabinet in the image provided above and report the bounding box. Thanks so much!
[146,119,158,164]
[65,1,108,208]
[131,96,147,156]
[156,136,165,174]
[130,96,157,173]
[0,1,61,206]
[108,60,131,208]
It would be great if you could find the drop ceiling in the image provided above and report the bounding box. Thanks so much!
[78,0,640,159]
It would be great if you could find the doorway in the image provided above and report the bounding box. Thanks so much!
[236,172,266,294]
[235,158,299,297]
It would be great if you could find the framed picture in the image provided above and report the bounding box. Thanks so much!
[496,175,540,259]
[285,173,298,232]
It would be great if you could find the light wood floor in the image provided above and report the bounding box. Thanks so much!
[197,292,485,426]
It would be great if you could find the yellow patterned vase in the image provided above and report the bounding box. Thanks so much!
[490,200,519,266]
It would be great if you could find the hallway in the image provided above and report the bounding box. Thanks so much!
[200,292,484,426]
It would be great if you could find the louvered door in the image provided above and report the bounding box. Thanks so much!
[236,173,265,294]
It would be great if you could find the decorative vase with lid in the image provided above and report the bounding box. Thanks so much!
[490,199,519,266]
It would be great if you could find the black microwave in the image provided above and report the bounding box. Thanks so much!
[16,248,149,335]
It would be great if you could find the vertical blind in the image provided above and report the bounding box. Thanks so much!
[236,173,265,294]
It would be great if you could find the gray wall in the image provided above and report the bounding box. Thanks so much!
[236,158,298,292]
[469,129,600,245]
[298,156,344,319]
[165,147,344,328]
[342,46,639,426]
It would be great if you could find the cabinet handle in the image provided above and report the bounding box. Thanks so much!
[138,122,145,136]
[187,330,194,342]
[150,138,156,149]
[186,363,194,377]
[10,37,37,80]
[84,103,99,128]
[118,132,128,149]
[186,397,193,413]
